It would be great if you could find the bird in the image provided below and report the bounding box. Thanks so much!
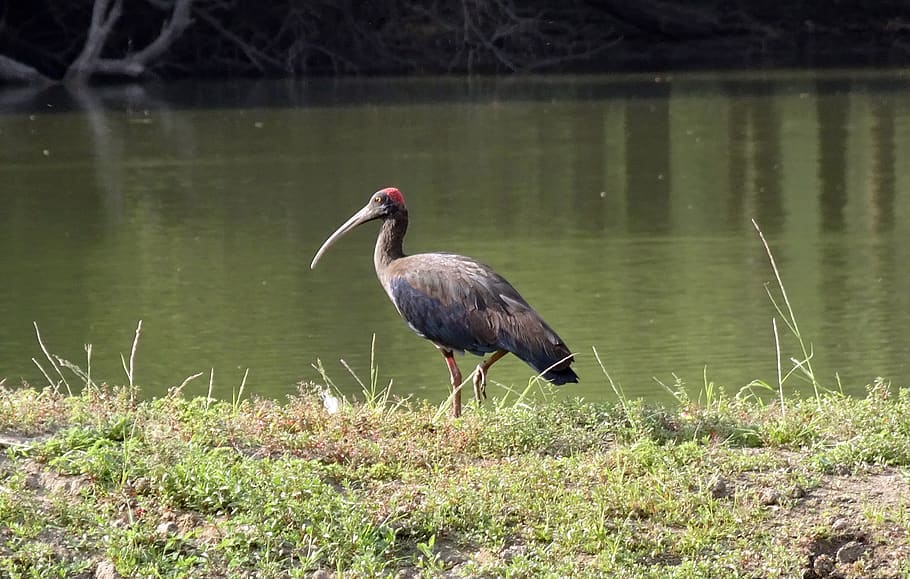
[310,187,577,417]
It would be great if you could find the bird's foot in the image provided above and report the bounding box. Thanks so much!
[472,365,488,402]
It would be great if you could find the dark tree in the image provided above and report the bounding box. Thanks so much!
[1,0,907,83]
[0,0,193,84]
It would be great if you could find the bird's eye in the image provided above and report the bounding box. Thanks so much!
[373,196,382,204]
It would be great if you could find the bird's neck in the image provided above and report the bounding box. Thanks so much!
[374,213,407,271]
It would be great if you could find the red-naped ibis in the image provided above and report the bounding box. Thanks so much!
[310,187,577,417]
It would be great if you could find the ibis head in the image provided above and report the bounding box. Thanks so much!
[310,188,406,269]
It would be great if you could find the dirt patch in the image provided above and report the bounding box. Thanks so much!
[780,470,909,578]
[20,458,93,497]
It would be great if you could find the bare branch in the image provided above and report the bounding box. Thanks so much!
[64,0,194,83]
[85,58,146,77]
[193,5,285,72]
[0,54,52,84]
[128,0,193,65]
[64,0,124,83]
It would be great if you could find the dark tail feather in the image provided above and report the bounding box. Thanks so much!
[521,348,578,385]
[543,366,578,385]
[499,325,578,385]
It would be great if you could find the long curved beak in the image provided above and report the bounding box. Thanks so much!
[310,203,382,269]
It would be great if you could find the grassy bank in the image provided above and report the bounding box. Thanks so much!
[1,379,909,578]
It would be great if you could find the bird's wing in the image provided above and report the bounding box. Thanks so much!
[386,253,562,358]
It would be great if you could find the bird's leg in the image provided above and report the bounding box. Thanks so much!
[473,349,508,403]
[442,350,463,418]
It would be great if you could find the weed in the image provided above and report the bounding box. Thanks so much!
[752,220,828,408]
[414,534,446,575]
[31,321,72,397]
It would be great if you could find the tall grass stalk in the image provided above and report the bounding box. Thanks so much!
[340,335,406,415]
[593,346,647,433]
[232,368,249,413]
[30,328,102,395]
[31,357,57,393]
[752,220,823,407]
[52,352,97,392]
[653,373,685,404]
[119,419,139,489]
[120,320,142,402]
[172,371,204,398]
[85,344,92,390]
[491,376,552,413]
[32,322,72,396]
[205,368,215,410]
[593,346,628,410]
[701,366,717,407]
[773,317,785,415]
[312,358,340,394]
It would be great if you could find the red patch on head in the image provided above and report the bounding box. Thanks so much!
[380,187,405,206]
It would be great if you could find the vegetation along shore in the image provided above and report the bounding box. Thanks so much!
[1,377,910,578]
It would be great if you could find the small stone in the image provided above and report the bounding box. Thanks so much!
[95,559,121,579]
[131,477,150,494]
[759,488,781,506]
[709,476,729,498]
[176,513,200,533]
[836,540,866,564]
[831,518,852,532]
[812,553,835,577]
[155,521,178,537]
[197,524,223,545]
[278,541,295,557]
[501,544,527,561]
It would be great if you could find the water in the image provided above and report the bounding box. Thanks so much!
[1,71,908,403]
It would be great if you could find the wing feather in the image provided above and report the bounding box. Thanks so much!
[384,253,573,380]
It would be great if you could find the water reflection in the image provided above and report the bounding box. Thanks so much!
[0,72,908,402]
[871,96,896,231]
[817,80,850,233]
[625,87,671,233]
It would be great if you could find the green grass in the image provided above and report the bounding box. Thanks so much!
[1,380,909,578]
